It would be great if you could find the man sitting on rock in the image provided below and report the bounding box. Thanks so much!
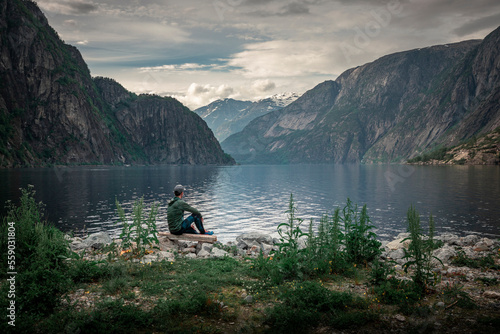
[167,184,214,235]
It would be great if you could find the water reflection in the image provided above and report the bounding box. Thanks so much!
[0,165,498,243]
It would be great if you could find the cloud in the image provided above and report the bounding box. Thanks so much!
[139,63,227,73]
[227,39,340,78]
[252,79,276,92]
[453,12,500,37]
[63,19,78,27]
[174,83,236,109]
[280,2,310,16]
[38,0,98,15]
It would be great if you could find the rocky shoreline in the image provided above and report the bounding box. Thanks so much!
[68,231,499,263]
[64,231,500,331]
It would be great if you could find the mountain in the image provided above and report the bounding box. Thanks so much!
[222,27,500,164]
[194,93,299,142]
[407,126,500,165]
[0,0,233,167]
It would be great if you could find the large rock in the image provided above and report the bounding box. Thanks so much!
[210,247,229,258]
[386,238,410,250]
[473,238,494,252]
[236,233,274,249]
[84,232,112,249]
[434,245,457,265]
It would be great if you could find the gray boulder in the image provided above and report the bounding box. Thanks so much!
[461,235,480,246]
[211,247,229,258]
[434,245,457,265]
[236,233,274,249]
[437,233,459,245]
[70,240,87,251]
[84,232,112,248]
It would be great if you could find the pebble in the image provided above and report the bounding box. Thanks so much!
[394,314,406,322]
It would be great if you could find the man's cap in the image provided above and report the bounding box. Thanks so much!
[174,184,185,193]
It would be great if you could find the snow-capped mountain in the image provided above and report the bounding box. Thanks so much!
[265,92,301,108]
[194,93,299,142]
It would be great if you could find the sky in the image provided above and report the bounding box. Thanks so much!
[37,0,500,110]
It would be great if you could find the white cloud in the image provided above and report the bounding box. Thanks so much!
[252,79,276,92]
[38,0,98,15]
[174,83,237,109]
[139,63,227,73]
[227,39,342,78]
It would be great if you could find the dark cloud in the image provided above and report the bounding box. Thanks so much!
[244,0,275,5]
[68,1,98,14]
[247,1,310,17]
[453,12,500,37]
[281,2,309,15]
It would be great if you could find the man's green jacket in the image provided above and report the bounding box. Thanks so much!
[167,197,201,233]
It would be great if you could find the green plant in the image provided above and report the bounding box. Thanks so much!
[441,281,476,309]
[316,210,346,274]
[452,250,499,269]
[476,277,498,286]
[369,258,396,286]
[270,193,307,281]
[372,278,422,315]
[402,207,442,294]
[342,199,381,265]
[264,281,371,332]
[0,186,71,315]
[115,197,159,257]
[102,277,129,295]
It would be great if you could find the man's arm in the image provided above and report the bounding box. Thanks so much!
[181,201,201,216]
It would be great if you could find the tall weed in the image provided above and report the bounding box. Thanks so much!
[402,206,442,294]
[116,197,159,257]
[342,199,381,265]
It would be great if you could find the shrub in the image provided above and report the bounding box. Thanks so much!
[0,186,71,315]
[371,278,422,315]
[265,281,371,332]
[452,250,499,270]
[441,281,476,309]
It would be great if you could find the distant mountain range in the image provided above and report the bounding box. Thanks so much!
[194,93,299,142]
[222,26,500,164]
[0,0,233,167]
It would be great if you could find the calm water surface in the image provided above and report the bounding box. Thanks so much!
[0,165,499,243]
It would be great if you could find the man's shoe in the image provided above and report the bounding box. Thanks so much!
[204,230,214,235]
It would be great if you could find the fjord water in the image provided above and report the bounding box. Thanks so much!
[0,165,498,243]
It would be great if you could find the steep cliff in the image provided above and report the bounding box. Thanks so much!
[94,77,232,165]
[0,0,233,167]
[222,26,500,164]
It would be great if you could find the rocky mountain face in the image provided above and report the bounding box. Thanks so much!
[407,126,500,165]
[194,93,299,142]
[0,0,233,167]
[222,27,500,164]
